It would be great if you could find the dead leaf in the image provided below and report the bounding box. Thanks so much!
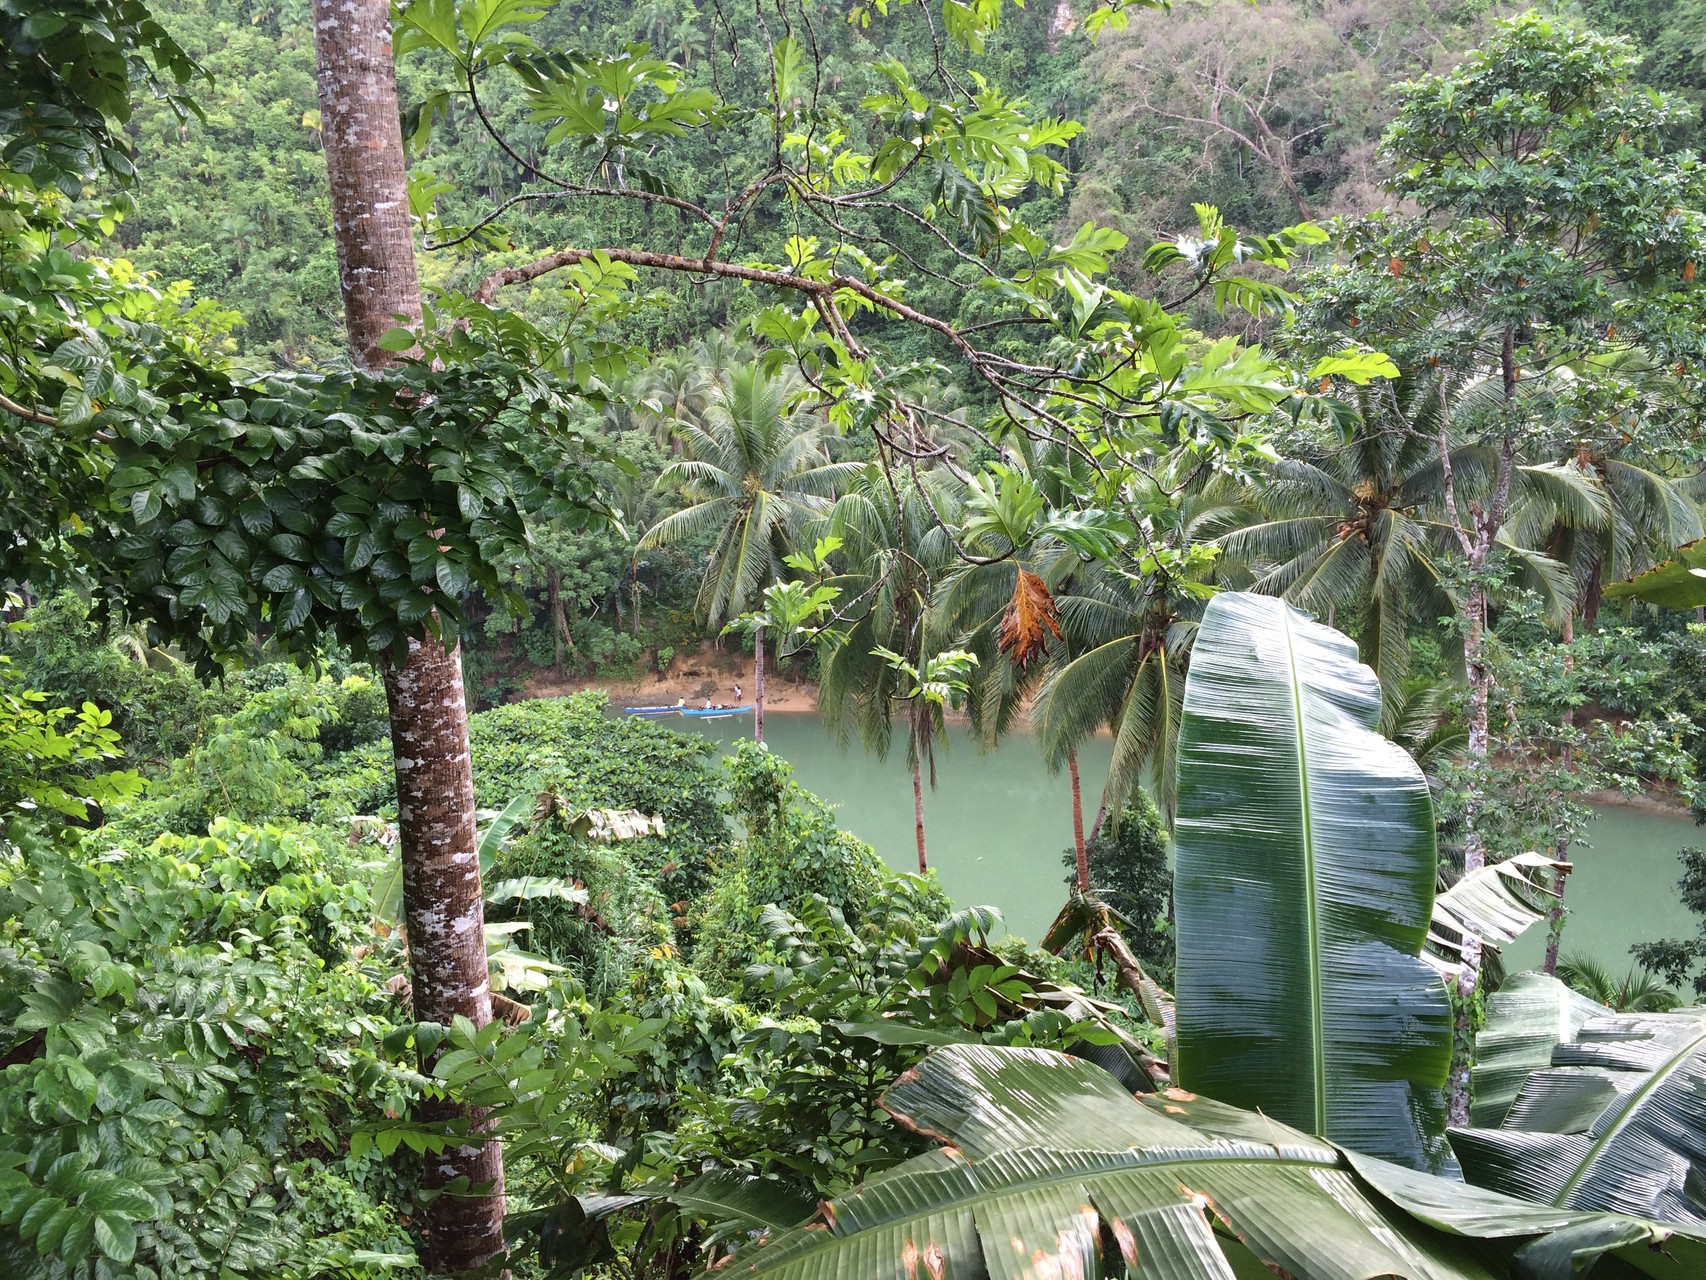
[998,570,1061,668]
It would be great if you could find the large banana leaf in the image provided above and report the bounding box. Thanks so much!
[1172,592,1452,1171]
[1450,1006,1706,1224]
[1467,972,1606,1128]
[729,1044,1706,1280]
[1603,537,1706,609]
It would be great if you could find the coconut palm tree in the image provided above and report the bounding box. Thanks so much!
[1219,370,1589,716]
[635,349,714,452]
[1029,473,1247,839]
[639,364,861,740]
[815,466,967,868]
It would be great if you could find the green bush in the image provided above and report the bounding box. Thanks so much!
[2,593,217,763]
[693,744,890,986]
[0,821,421,1279]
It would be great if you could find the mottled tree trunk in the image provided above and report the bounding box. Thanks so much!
[912,756,927,873]
[1446,333,1521,1127]
[380,642,508,1273]
[1544,612,1576,975]
[311,0,506,1269]
[1068,750,1088,893]
[752,623,765,745]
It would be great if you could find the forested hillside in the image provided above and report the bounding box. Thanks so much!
[17,0,1706,1276]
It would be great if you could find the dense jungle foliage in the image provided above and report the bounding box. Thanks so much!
[17,0,1706,1276]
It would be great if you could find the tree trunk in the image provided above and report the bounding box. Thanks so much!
[1090,789,1109,843]
[311,0,506,1269]
[548,571,565,673]
[380,641,507,1274]
[752,623,765,745]
[1544,611,1576,975]
[913,755,927,873]
[1447,330,1522,1127]
[1068,750,1088,892]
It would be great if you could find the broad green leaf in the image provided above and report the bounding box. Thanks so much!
[731,1044,1706,1280]
[1602,537,1706,609]
[1468,972,1605,1129]
[475,794,531,876]
[671,1170,817,1236]
[772,36,802,103]
[1173,591,1453,1172]
[1425,853,1568,978]
[1451,1007,1706,1223]
[1308,348,1402,384]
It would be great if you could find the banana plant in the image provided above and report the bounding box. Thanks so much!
[726,1043,1706,1280]
[1171,591,1455,1172]
[1464,972,1606,1128]
[1603,536,1706,609]
[1451,982,1706,1224]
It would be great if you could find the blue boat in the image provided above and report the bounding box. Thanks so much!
[678,704,753,718]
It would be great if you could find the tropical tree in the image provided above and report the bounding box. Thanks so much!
[309,0,512,1263]
[869,644,979,871]
[1555,954,1682,1012]
[1294,13,1706,1121]
[816,467,967,869]
[1031,470,1246,833]
[639,365,861,741]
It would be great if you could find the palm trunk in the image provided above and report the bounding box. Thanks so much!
[753,623,765,745]
[1544,612,1576,975]
[1090,789,1109,843]
[913,755,927,873]
[1069,750,1088,892]
[312,1,505,1269]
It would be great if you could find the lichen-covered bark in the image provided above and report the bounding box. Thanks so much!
[311,0,506,1269]
[381,639,507,1273]
[311,0,422,366]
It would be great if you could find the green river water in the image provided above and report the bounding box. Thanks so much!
[665,709,1701,975]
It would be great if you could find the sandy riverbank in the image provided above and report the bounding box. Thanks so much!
[519,639,824,712]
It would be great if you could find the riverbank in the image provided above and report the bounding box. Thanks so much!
[520,639,824,713]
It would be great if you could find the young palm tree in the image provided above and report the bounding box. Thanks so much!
[1556,954,1681,1013]
[635,349,714,452]
[639,365,861,740]
[1018,467,1250,838]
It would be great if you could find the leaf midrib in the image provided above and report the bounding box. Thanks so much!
[1555,1021,1706,1208]
[1280,607,1329,1138]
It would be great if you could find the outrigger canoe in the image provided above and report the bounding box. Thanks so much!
[678,704,754,718]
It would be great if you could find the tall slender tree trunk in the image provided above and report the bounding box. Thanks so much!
[752,623,765,744]
[1068,750,1088,892]
[311,1,506,1270]
[1544,611,1576,975]
[1445,331,1521,1127]
[912,756,927,873]
[549,570,566,673]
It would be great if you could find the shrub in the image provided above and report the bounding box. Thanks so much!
[0,821,420,1278]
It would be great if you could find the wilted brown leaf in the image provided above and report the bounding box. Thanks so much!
[998,569,1062,667]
